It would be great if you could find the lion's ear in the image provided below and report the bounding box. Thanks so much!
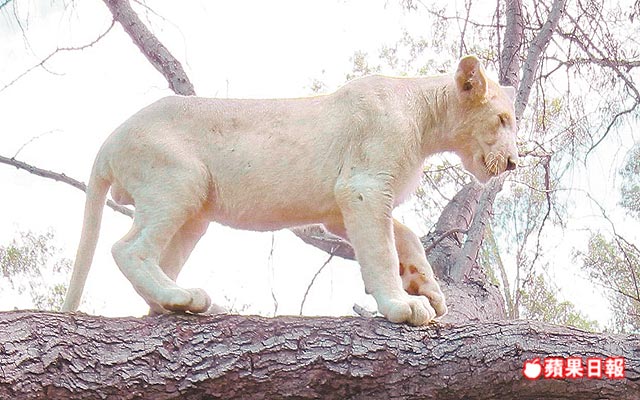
[501,85,517,102]
[455,55,488,103]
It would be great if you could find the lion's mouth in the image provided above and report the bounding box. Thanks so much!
[483,152,506,177]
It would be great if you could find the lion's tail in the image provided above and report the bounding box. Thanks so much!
[60,165,111,312]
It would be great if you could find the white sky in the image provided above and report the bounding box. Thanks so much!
[0,0,633,325]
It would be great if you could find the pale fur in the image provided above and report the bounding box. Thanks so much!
[61,56,518,325]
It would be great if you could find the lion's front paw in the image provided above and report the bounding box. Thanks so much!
[400,263,448,318]
[427,290,448,318]
[377,293,437,326]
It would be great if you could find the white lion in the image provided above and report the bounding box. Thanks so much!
[61,55,518,326]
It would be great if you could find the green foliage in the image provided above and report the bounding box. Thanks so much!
[519,274,600,332]
[619,144,640,219]
[576,232,640,333]
[345,51,381,81]
[0,230,71,310]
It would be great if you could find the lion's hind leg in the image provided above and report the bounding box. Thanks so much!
[148,214,226,315]
[159,214,209,282]
[111,179,212,314]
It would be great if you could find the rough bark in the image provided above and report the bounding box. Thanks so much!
[422,182,484,279]
[440,268,507,322]
[290,225,355,261]
[102,0,195,96]
[450,178,504,282]
[0,311,637,400]
[500,0,524,88]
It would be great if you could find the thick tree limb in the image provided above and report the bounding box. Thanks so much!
[0,311,637,399]
[449,177,505,281]
[515,0,567,117]
[102,0,195,95]
[499,0,523,88]
[422,182,484,279]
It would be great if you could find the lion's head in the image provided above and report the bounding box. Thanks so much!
[451,55,519,183]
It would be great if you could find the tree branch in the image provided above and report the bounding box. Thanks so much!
[291,225,355,261]
[0,311,637,399]
[499,0,523,88]
[450,176,505,281]
[102,0,195,95]
[0,155,133,218]
[423,227,468,255]
[515,0,567,117]
[422,182,483,280]
[299,253,334,315]
[1,19,116,92]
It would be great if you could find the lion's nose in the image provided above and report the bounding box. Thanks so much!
[506,156,518,171]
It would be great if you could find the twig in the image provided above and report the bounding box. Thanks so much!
[529,154,552,269]
[352,303,377,318]
[457,0,473,58]
[423,228,468,255]
[578,189,640,305]
[267,233,279,317]
[1,19,115,92]
[12,129,61,159]
[299,252,334,316]
[585,102,640,159]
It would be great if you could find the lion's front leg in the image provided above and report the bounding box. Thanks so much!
[335,174,436,326]
[394,219,448,317]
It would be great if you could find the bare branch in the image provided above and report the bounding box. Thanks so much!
[586,102,640,159]
[484,226,515,317]
[557,25,640,101]
[299,253,335,316]
[11,129,61,159]
[457,0,473,58]
[0,19,115,92]
[614,236,640,303]
[529,154,553,269]
[423,228,468,255]
[423,4,506,30]
[267,233,279,316]
[0,154,133,218]
[579,189,640,305]
[352,303,376,318]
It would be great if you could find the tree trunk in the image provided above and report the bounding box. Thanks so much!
[0,311,636,399]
